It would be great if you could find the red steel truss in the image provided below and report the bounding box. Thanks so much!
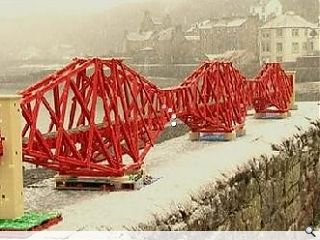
[19,58,291,177]
[20,58,167,176]
[19,59,246,176]
[163,62,247,133]
[245,63,293,113]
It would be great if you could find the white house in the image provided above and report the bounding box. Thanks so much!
[250,0,283,22]
[306,16,320,55]
[259,12,318,63]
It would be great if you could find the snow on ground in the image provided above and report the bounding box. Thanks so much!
[23,102,320,230]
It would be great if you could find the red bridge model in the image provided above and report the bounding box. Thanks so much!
[19,58,293,177]
[244,63,294,113]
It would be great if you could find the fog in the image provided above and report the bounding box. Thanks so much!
[0,0,319,74]
[0,0,143,60]
[0,0,254,60]
[0,0,131,17]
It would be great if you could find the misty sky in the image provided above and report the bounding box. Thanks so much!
[0,0,139,17]
[0,0,318,62]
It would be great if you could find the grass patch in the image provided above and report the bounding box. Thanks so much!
[0,212,60,230]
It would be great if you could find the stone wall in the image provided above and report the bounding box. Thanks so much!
[133,120,320,231]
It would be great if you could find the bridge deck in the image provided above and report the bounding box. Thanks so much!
[24,102,319,230]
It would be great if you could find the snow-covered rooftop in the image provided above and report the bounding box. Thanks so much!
[126,31,154,41]
[198,18,247,29]
[261,12,317,29]
[227,19,247,27]
[205,49,247,61]
[185,35,200,41]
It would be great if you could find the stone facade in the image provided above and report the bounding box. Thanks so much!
[199,16,259,60]
[133,120,320,230]
[259,12,318,64]
[123,12,198,64]
[155,26,197,64]
[122,11,173,56]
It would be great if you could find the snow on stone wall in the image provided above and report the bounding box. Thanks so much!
[133,120,320,230]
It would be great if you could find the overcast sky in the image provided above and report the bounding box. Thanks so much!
[0,0,140,17]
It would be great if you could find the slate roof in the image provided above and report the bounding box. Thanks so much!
[157,28,175,41]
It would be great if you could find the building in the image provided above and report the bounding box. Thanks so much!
[259,12,318,64]
[197,16,259,60]
[123,30,155,55]
[122,11,199,64]
[140,11,163,32]
[306,16,320,55]
[154,25,199,64]
[122,11,173,54]
[307,27,320,55]
[250,0,283,22]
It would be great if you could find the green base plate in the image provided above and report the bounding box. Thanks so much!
[0,212,61,231]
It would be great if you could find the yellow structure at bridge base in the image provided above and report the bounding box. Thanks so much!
[0,95,24,219]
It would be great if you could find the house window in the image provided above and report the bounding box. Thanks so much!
[305,29,309,36]
[310,42,314,50]
[292,42,299,53]
[262,42,271,52]
[276,29,283,37]
[276,43,283,52]
[276,56,283,62]
[303,42,307,51]
[292,29,299,37]
[262,30,270,38]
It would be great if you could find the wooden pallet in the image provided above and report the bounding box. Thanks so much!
[55,171,144,191]
[190,126,246,141]
[29,215,62,231]
[254,111,291,119]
